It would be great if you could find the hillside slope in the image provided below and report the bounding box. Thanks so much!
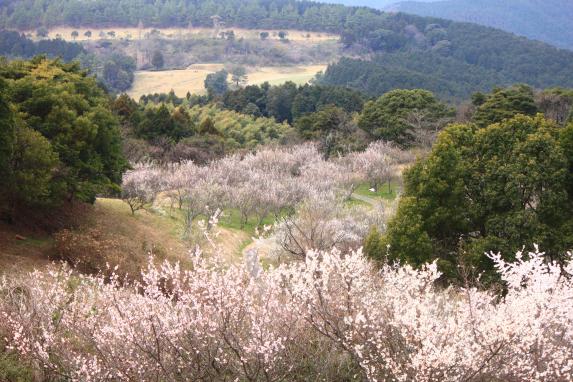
[4,0,573,100]
[390,0,573,50]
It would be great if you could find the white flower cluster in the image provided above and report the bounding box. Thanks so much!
[1,248,572,381]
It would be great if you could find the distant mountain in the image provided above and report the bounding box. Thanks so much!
[389,0,573,50]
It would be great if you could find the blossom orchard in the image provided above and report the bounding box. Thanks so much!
[121,142,407,229]
[1,247,572,381]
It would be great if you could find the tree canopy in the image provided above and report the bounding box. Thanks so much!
[472,85,538,127]
[368,114,573,281]
[0,57,127,219]
[358,89,453,146]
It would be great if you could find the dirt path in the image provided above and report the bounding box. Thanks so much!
[351,193,381,207]
[241,235,280,261]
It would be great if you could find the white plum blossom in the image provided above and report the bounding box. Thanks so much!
[1,248,572,381]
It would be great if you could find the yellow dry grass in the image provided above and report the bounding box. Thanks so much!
[28,27,339,42]
[127,64,327,99]
[0,223,54,274]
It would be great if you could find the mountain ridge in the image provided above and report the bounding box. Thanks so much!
[389,0,573,50]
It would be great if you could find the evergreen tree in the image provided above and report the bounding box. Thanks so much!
[472,85,538,127]
[358,89,453,146]
[373,114,573,282]
[0,58,127,207]
[151,50,164,70]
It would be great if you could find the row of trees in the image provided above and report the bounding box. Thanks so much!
[0,58,126,222]
[137,84,573,164]
[0,30,84,61]
[4,0,573,102]
[2,245,572,381]
[218,82,365,123]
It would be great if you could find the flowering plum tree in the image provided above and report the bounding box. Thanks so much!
[121,164,164,215]
[1,248,572,381]
[121,142,406,251]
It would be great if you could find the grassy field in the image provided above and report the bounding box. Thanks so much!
[355,181,402,201]
[27,27,339,42]
[128,64,327,99]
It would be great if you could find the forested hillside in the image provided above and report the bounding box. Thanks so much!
[319,18,573,99]
[319,0,441,8]
[391,0,573,50]
[3,0,573,100]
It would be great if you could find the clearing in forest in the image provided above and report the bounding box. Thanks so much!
[127,64,327,99]
[27,27,339,42]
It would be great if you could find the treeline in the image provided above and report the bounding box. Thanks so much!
[320,23,573,99]
[209,79,455,154]
[0,30,84,61]
[0,30,136,93]
[221,82,365,123]
[0,0,373,30]
[114,93,294,164]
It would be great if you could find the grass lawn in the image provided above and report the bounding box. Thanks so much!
[218,208,279,236]
[344,197,372,208]
[355,181,401,201]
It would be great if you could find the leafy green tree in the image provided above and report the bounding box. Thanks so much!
[358,89,452,146]
[231,66,247,87]
[472,85,537,127]
[364,227,385,260]
[84,30,92,39]
[295,105,349,139]
[8,125,58,207]
[71,30,79,40]
[0,84,15,182]
[295,105,364,157]
[243,102,261,117]
[260,32,269,40]
[204,70,228,98]
[0,84,59,219]
[137,105,175,141]
[372,115,573,282]
[1,58,127,205]
[151,50,164,70]
[266,81,298,123]
[100,53,136,92]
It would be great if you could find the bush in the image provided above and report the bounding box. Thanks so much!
[375,115,573,281]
